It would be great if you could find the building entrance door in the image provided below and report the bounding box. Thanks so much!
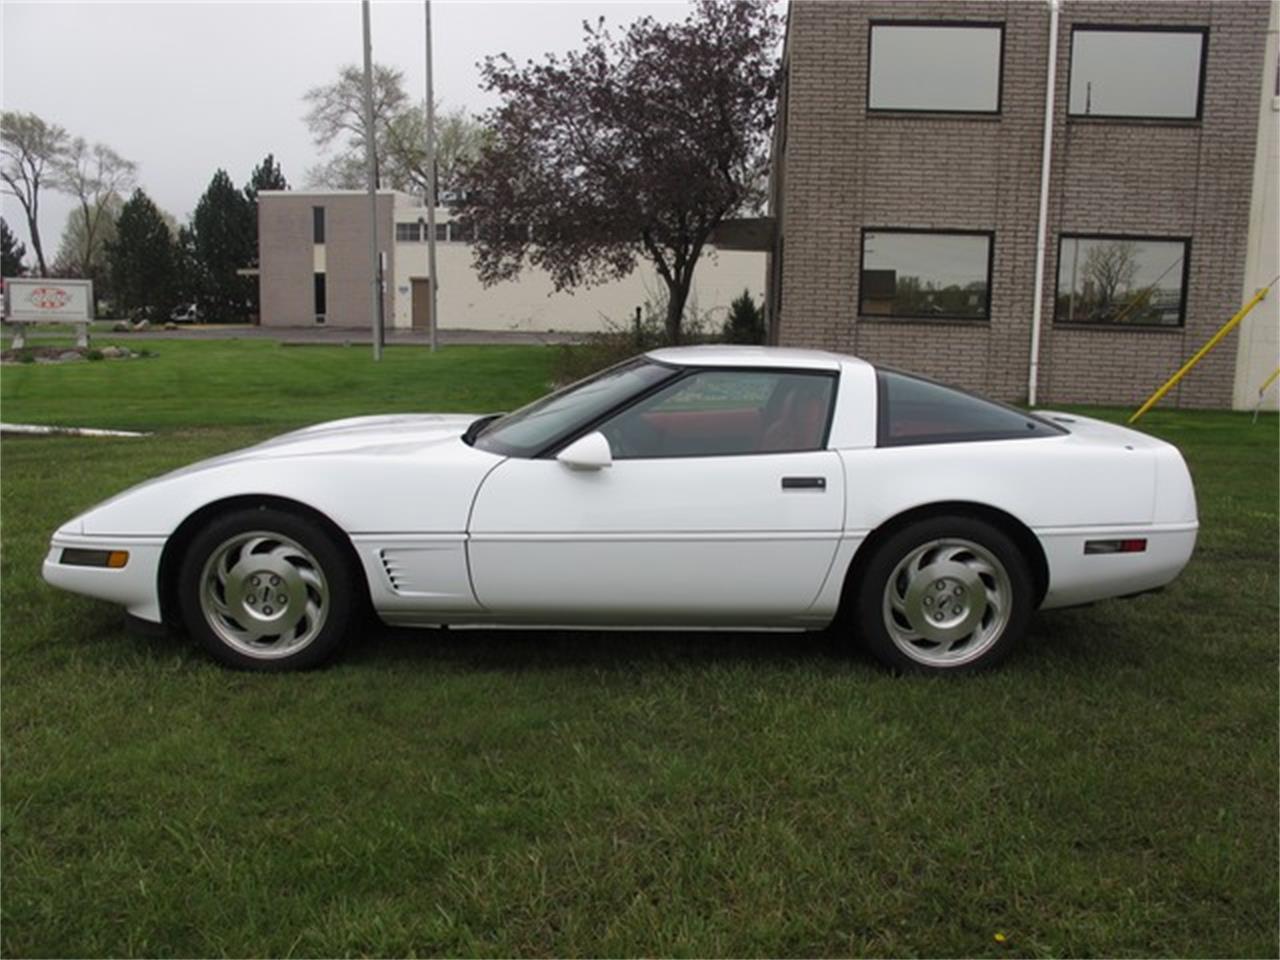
[411,278,431,331]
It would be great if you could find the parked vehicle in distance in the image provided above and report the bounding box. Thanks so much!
[169,303,198,323]
[42,346,1198,673]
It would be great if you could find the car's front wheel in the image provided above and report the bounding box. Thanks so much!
[178,507,358,670]
[852,516,1032,673]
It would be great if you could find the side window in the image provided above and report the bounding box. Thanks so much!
[600,370,835,459]
[877,369,1064,446]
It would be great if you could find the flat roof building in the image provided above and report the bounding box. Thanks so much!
[257,190,765,336]
[767,0,1278,410]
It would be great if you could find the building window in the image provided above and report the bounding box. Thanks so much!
[396,222,421,242]
[860,229,992,320]
[314,272,326,322]
[1055,235,1189,327]
[312,206,325,244]
[868,23,1003,113]
[435,223,450,242]
[451,220,475,243]
[1068,28,1206,120]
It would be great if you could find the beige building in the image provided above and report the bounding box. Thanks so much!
[1234,1,1280,412]
[256,190,764,335]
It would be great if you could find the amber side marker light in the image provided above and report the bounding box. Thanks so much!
[1083,539,1147,555]
[61,548,130,568]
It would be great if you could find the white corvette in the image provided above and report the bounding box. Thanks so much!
[43,346,1197,673]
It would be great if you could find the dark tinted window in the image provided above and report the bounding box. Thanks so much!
[1069,28,1205,119]
[1055,236,1188,327]
[869,24,1003,113]
[600,370,835,459]
[395,222,421,242]
[861,230,992,320]
[877,369,1064,446]
[313,273,326,316]
[312,206,325,243]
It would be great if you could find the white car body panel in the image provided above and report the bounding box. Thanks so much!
[74,414,500,536]
[1035,524,1197,608]
[45,414,502,621]
[41,346,1198,637]
[42,534,166,622]
[467,450,845,623]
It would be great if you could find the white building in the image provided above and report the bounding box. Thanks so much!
[1234,2,1280,412]
[257,190,765,336]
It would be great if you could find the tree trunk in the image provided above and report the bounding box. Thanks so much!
[23,210,47,277]
[664,273,695,345]
[664,286,683,345]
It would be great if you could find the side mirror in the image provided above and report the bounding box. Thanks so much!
[557,431,613,470]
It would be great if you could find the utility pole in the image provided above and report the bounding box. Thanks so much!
[424,0,440,352]
[361,0,383,361]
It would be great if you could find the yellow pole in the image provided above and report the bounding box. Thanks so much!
[1257,366,1280,398]
[1129,286,1270,423]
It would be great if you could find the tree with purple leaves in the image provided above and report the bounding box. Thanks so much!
[457,0,780,344]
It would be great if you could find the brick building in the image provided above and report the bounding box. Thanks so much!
[766,0,1277,408]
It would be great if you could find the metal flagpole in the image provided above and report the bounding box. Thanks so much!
[425,0,439,352]
[361,0,383,361]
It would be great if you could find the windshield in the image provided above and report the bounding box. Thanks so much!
[472,357,676,457]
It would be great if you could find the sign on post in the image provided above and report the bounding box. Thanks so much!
[1,277,94,349]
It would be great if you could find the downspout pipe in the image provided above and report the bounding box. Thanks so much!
[1027,0,1060,407]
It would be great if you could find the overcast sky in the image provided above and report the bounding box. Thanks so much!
[1,0,691,257]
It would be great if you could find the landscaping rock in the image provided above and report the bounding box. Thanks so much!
[59,350,83,362]
[131,319,151,332]
[112,321,131,333]
[164,322,178,331]
[101,346,125,359]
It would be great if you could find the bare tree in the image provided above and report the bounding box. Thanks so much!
[305,153,367,191]
[55,138,136,298]
[1,111,70,276]
[52,194,123,278]
[302,64,484,198]
[1082,240,1139,317]
[303,64,408,189]
[383,104,489,198]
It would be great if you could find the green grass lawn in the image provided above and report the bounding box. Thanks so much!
[1,339,1276,957]
[1,339,556,430]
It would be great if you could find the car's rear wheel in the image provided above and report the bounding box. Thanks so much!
[178,508,357,670]
[852,516,1032,673]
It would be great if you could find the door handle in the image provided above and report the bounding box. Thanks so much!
[781,476,826,491]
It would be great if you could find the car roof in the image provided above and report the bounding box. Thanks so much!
[644,345,866,371]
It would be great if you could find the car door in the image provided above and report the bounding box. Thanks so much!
[466,368,846,625]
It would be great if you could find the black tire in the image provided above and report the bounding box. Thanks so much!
[851,515,1033,674]
[177,507,358,670]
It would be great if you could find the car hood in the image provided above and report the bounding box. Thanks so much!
[59,414,493,537]
[168,414,483,477]
[242,413,480,459]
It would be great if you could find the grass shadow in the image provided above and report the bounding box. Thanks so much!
[344,620,856,674]
[88,605,1142,679]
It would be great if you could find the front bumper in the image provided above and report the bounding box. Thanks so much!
[42,533,166,623]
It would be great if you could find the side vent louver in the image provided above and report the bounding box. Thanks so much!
[379,549,407,592]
